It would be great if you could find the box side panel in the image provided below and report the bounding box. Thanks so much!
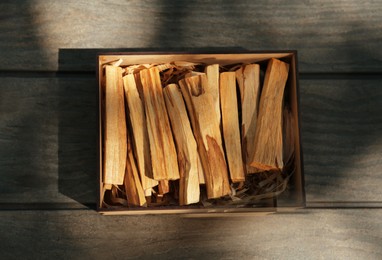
[97,57,104,210]
[99,53,292,67]
[277,52,305,207]
[97,51,304,213]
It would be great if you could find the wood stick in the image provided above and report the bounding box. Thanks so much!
[158,180,170,195]
[220,72,245,182]
[140,67,180,181]
[103,65,127,185]
[179,74,231,199]
[164,83,201,205]
[125,136,147,207]
[236,64,261,173]
[123,74,158,193]
[205,64,221,123]
[197,154,205,184]
[250,58,289,170]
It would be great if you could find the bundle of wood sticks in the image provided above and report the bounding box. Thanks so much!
[101,58,294,208]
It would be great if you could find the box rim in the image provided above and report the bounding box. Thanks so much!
[96,50,305,214]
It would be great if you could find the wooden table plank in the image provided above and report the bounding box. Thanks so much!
[0,77,97,204]
[0,76,381,205]
[0,209,381,259]
[300,78,382,203]
[1,0,382,72]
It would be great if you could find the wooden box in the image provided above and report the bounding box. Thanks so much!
[97,51,305,215]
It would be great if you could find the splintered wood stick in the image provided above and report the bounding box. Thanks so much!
[179,74,231,199]
[125,136,147,207]
[236,64,261,173]
[103,65,127,185]
[250,58,289,171]
[205,64,221,123]
[140,67,180,181]
[220,72,245,182]
[164,83,201,205]
[123,74,158,194]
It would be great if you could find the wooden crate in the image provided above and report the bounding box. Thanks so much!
[97,51,305,215]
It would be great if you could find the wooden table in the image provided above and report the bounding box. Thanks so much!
[1,1,381,259]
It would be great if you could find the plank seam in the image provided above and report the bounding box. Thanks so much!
[1,71,382,79]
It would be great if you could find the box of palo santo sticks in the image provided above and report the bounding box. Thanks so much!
[97,51,305,215]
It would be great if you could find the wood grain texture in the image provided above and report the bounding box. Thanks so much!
[220,72,245,183]
[300,78,382,203]
[103,65,126,185]
[179,75,231,199]
[205,64,221,123]
[250,59,289,170]
[123,74,158,192]
[0,209,381,259]
[1,1,382,72]
[124,137,146,207]
[0,77,97,204]
[236,64,260,173]
[164,84,201,205]
[140,68,179,181]
[0,77,381,204]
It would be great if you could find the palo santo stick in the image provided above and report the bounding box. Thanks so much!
[220,72,245,182]
[158,180,170,195]
[197,154,205,184]
[250,58,289,170]
[179,74,230,199]
[205,64,221,123]
[140,67,180,181]
[236,64,261,173]
[125,137,147,207]
[123,74,158,193]
[103,65,127,185]
[164,83,201,205]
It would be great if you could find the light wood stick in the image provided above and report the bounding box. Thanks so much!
[250,58,289,170]
[236,64,261,173]
[123,74,158,192]
[140,67,180,181]
[164,83,201,205]
[125,137,147,207]
[205,64,221,123]
[197,154,205,184]
[103,65,127,185]
[179,74,230,199]
[220,72,245,182]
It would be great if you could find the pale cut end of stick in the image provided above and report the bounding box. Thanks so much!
[235,64,261,174]
[103,65,127,185]
[103,184,112,190]
[220,72,245,182]
[140,67,180,181]
[179,75,230,199]
[164,83,201,205]
[205,64,221,123]
[144,188,152,197]
[123,74,158,189]
[250,58,289,171]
